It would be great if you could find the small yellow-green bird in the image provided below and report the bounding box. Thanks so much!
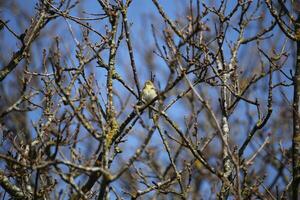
[141,80,157,117]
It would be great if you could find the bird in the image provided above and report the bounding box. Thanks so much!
[141,80,157,118]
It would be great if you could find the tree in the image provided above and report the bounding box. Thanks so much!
[0,0,297,199]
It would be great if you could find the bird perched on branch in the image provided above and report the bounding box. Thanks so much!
[141,80,157,118]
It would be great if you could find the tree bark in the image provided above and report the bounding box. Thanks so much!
[292,15,300,200]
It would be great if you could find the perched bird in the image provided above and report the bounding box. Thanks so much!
[141,80,157,118]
